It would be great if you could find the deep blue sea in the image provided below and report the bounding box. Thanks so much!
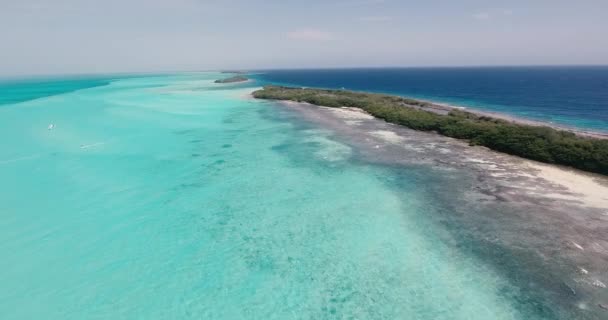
[254,67,608,132]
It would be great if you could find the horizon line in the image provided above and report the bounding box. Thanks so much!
[3,64,608,79]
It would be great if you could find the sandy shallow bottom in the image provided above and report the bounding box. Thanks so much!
[276,100,608,319]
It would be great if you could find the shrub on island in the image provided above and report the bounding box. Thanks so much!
[215,76,248,84]
[253,86,608,175]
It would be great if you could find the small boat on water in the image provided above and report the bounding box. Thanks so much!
[47,124,55,130]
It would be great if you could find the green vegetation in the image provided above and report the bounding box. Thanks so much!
[253,85,608,175]
[214,76,248,84]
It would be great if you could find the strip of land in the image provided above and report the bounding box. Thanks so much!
[214,75,249,84]
[253,86,608,176]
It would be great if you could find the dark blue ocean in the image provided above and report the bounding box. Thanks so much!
[253,67,608,132]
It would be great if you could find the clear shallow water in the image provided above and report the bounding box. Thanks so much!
[0,73,557,319]
[254,67,608,132]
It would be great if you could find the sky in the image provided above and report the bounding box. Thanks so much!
[1,0,608,75]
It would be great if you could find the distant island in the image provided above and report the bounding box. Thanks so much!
[253,85,608,176]
[214,75,249,84]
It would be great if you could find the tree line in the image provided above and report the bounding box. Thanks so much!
[254,85,608,175]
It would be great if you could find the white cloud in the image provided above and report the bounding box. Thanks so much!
[473,9,513,21]
[287,29,334,41]
[344,0,384,5]
[473,12,491,20]
[330,0,385,8]
[360,16,392,22]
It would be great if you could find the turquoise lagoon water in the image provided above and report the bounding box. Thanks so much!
[0,73,556,319]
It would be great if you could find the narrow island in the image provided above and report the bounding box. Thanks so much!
[253,85,608,176]
[214,75,249,83]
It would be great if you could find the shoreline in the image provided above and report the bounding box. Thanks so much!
[252,86,608,176]
[284,100,608,207]
[253,93,608,319]
[365,93,608,140]
[422,99,608,140]
[262,85,608,139]
[214,75,249,84]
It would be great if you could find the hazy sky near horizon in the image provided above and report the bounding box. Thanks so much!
[1,0,608,75]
